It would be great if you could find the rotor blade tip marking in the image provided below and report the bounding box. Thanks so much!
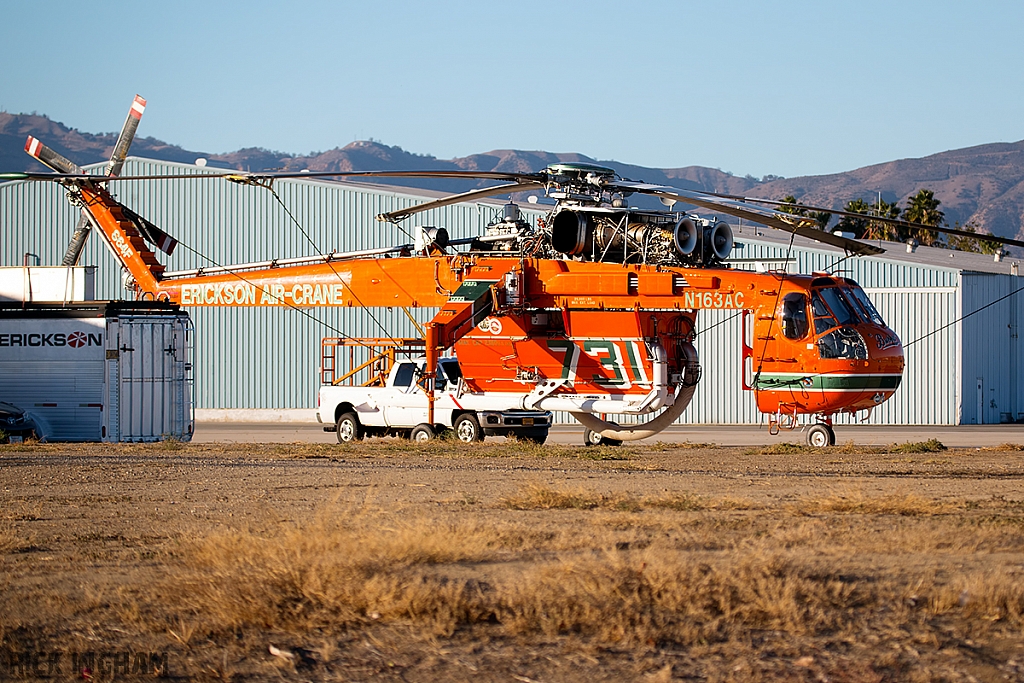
[130,96,146,119]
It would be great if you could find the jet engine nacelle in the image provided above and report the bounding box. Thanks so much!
[550,209,731,266]
[704,220,733,262]
[672,217,697,256]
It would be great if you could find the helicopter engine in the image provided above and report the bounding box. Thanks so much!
[549,209,732,266]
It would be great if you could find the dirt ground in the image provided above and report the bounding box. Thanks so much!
[2,438,1024,682]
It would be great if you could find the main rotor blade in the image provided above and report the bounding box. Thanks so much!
[377,181,545,223]
[315,170,543,182]
[24,137,84,175]
[0,171,93,181]
[699,192,1024,251]
[611,181,885,256]
[107,95,146,177]
[2,168,547,184]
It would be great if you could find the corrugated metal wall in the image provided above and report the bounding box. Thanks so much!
[5,159,1021,424]
[959,272,1024,424]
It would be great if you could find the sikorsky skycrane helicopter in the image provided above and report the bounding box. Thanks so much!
[7,96,1024,446]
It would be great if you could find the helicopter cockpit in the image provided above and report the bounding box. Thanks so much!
[777,277,897,362]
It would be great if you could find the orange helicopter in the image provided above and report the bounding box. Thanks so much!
[8,97,1021,446]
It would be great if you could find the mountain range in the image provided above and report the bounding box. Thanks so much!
[3,111,1023,242]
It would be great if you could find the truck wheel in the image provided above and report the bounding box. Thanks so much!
[410,423,435,442]
[583,427,622,447]
[336,412,363,443]
[453,413,483,443]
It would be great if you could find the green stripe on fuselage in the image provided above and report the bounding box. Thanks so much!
[754,374,902,391]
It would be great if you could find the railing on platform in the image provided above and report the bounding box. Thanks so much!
[320,337,425,387]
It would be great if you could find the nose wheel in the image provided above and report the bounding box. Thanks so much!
[806,423,836,448]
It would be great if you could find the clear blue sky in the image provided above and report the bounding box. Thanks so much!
[3,0,1022,179]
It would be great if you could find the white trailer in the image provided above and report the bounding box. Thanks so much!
[0,301,194,442]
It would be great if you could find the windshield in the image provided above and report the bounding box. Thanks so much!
[847,287,886,326]
[439,359,462,381]
[812,287,860,334]
[435,360,462,391]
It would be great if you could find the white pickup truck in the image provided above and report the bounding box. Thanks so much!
[317,356,552,444]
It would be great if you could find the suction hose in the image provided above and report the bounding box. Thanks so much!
[570,341,700,442]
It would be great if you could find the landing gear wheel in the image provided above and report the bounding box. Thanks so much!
[336,412,363,443]
[410,423,435,442]
[453,413,484,443]
[583,427,623,447]
[806,423,835,448]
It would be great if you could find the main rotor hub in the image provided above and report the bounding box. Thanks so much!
[545,162,616,185]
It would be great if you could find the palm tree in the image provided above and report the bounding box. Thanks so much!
[902,189,944,245]
[945,221,1003,255]
[777,195,831,231]
[778,195,807,216]
[811,210,833,231]
[863,198,902,242]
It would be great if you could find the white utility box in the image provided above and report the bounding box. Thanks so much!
[0,266,96,302]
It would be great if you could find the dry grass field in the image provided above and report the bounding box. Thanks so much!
[2,439,1024,681]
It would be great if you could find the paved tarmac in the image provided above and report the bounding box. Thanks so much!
[193,421,1024,448]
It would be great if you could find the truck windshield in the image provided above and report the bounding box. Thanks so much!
[439,359,462,381]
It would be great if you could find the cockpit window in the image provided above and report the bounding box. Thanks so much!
[780,293,809,340]
[811,291,838,335]
[817,327,868,360]
[847,287,886,326]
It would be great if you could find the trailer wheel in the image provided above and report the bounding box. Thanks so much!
[453,413,483,443]
[410,423,435,442]
[336,412,363,443]
[583,427,622,447]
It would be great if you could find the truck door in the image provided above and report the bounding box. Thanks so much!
[382,361,429,426]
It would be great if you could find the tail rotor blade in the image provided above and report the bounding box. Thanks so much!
[61,215,94,266]
[24,137,84,175]
[107,94,146,177]
[52,95,147,264]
